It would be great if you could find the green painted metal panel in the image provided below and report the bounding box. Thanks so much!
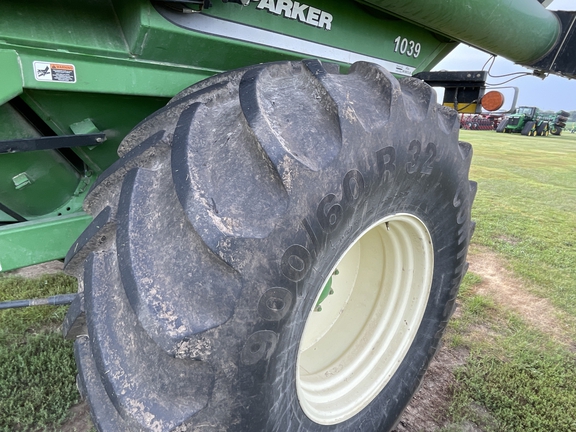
[0,103,40,140]
[0,151,81,218]
[0,50,23,106]
[149,0,454,75]
[19,90,169,173]
[0,1,456,100]
[0,103,85,221]
[363,0,561,64]
[205,1,448,73]
[16,51,215,98]
[0,1,128,58]
[0,213,92,272]
[0,0,460,270]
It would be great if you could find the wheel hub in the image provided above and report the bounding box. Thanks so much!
[296,213,434,425]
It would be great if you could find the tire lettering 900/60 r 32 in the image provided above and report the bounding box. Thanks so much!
[261,139,437,330]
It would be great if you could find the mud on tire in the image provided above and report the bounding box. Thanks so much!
[64,60,476,432]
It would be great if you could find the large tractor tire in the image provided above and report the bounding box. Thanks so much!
[521,121,535,135]
[536,121,549,136]
[496,118,509,133]
[551,128,562,136]
[63,60,476,432]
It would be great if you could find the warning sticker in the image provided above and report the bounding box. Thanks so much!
[33,61,76,83]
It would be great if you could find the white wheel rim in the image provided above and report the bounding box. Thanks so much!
[296,213,434,425]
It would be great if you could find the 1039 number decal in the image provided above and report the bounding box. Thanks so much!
[393,36,421,58]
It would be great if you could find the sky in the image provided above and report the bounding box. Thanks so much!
[432,0,576,111]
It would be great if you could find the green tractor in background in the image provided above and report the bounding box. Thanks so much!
[1,0,575,430]
[498,106,570,135]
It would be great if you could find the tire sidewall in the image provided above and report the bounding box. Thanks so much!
[235,106,473,431]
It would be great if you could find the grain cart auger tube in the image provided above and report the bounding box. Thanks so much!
[0,0,575,431]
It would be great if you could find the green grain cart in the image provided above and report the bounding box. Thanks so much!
[1,0,575,430]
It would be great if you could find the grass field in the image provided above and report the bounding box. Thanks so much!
[0,130,575,431]
[468,130,576,316]
[442,130,576,431]
[0,273,81,431]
